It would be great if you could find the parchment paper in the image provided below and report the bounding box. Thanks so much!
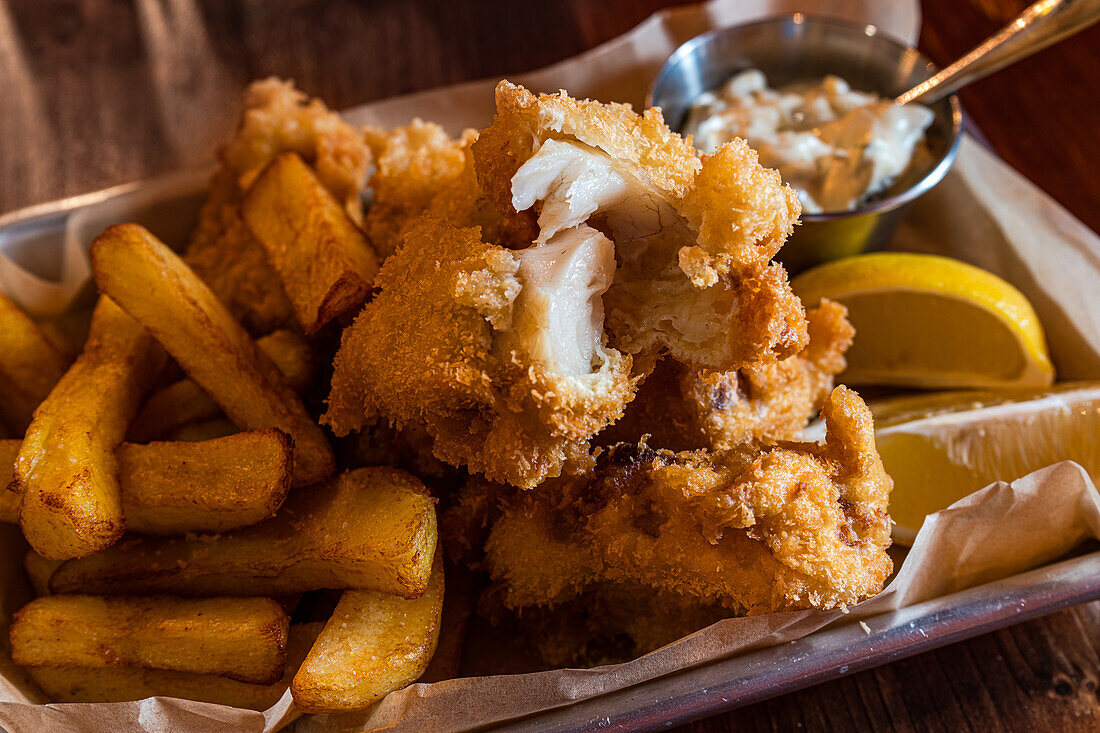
[0,0,1099,731]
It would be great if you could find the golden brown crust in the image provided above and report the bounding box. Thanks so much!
[602,299,854,450]
[324,217,638,489]
[467,386,892,626]
[362,120,477,260]
[473,81,701,224]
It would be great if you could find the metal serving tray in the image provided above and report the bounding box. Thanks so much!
[2,180,1098,732]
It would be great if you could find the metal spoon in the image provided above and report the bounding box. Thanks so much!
[896,0,1100,106]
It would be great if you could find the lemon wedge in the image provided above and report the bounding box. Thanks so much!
[868,382,1100,544]
[791,253,1054,389]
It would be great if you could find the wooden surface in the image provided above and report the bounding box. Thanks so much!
[0,0,1098,730]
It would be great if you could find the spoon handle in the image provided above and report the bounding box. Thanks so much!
[897,0,1100,105]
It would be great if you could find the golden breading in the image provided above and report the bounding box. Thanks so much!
[363,120,477,259]
[474,82,798,282]
[473,386,892,616]
[186,78,371,333]
[472,81,806,371]
[473,81,701,215]
[601,299,855,450]
[325,217,638,489]
[422,143,539,249]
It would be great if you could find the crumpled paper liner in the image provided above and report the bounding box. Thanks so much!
[1,0,1099,731]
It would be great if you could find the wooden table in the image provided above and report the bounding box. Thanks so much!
[1,0,1097,730]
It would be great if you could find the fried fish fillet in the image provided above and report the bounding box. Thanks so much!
[327,81,808,488]
[475,81,807,371]
[468,386,891,617]
[186,78,371,332]
[362,120,477,260]
[325,216,637,489]
[601,299,855,451]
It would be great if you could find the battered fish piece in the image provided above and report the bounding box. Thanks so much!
[474,386,892,616]
[475,81,807,370]
[601,299,855,451]
[186,78,371,332]
[362,120,477,260]
[327,82,809,488]
[325,216,638,489]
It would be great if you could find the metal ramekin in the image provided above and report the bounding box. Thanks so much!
[647,14,964,274]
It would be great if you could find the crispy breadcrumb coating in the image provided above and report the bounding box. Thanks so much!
[471,386,892,617]
[186,78,371,332]
[602,299,855,450]
[325,216,638,489]
[472,81,806,371]
[326,81,812,488]
[363,120,477,259]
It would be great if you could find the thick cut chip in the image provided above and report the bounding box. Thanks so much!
[129,329,313,442]
[27,622,322,709]
[291,552,444,713]
[90,223,334,487]
[49,467,437,599]
[117,429,291,534]
[0,293,70,434]
[11,595,289,684]
[242,152,379,334]
[185,78,371,333]
[4,431,292,534]
[13,298,166,560]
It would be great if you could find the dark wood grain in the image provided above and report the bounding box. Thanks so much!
[0,1,1097,731]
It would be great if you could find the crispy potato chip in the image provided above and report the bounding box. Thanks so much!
[50,467,437,599]
[129,329,313,442]
[242,152,379,334]
[13,298,166,560]
[90,224,334,487]
[0,293,70,434]
[292,551,444,713]
[27,622,322,709]
[5,430,291,535]
[11,595,289,684]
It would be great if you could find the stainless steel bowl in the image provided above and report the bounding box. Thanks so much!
[647,14,964,273]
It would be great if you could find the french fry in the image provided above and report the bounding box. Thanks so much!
[11,595,289,684]
[3,431,289,534]
[0,292,70,434]
[118,429,291,534]
[129,329,314,442]
[13,298,166,560]
[26,622,322,709]
[50,467,437,599]
[241,152,379,334]
[90,223,334,487]
[292,551,444,713]
[23,552,61,596]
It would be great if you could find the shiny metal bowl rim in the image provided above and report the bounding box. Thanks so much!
[646,13,965,222]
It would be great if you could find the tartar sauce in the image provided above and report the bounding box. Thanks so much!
[682,69,934,214]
